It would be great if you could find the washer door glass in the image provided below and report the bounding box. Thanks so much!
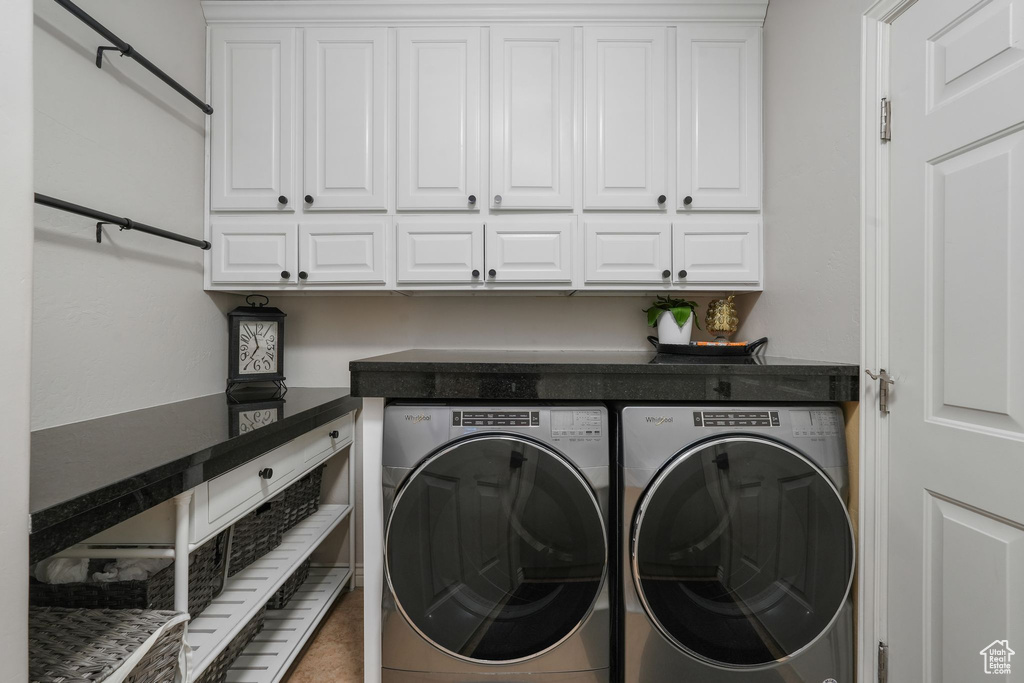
[632,437,853,668]
[386,435,606,663]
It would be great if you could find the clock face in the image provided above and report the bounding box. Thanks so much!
[238,321,279,375]
[238,408,278,434]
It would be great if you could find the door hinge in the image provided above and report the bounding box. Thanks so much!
[878,641,889,683]
[865,369,895,415]
[880,98,891,142]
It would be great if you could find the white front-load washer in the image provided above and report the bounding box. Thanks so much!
[382,404,611,682]
[621,404,855,683]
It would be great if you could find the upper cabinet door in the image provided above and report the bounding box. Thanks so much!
[583,28,668,210]
[210,223,298,284]
[303,28,388,211]
[484,218,574,283]
[210,27,296,212]
[396,220,484,283]
[672,218,761,284]
[490,27,574,210]
[397,28,482,211]
[299,219,389,284]
[584,219,672,283]
[677,26,762,210]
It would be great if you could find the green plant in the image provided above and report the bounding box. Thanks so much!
[643,295,701,329]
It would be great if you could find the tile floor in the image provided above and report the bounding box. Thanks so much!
[286,588,363,682]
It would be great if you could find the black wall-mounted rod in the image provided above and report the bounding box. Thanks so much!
[35,193,212,250]
[53,0,214,115]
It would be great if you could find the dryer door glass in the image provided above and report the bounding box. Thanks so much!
[632,437,853,667]
[386,435,606,663]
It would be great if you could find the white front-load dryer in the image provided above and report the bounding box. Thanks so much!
[621,405,855,683]
[382,404,611,682]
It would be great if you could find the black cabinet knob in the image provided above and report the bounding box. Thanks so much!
[304,194,314,205]
[298,271,308,280]
[678,269,688,279]
[468,195,477,204]
[662,269,671,278]
[472,269,480,278]
[281,270,291,279]
[658,194,667,205]
[258,468,273,480]
[683,195,693,206]
[278,195,288,205]
[329,430,339,439]
[488,268,497,278]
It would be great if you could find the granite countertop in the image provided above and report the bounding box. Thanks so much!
[351,349,859,403]
[30,387,360,563]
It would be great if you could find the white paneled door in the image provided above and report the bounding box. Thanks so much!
[484,218,574,283]
[303,29,388,210]
[298,220,389,284]
[583,28,668,210]
[888,0,1024,681]
[490,26,574,209]
[677,26,761,210]
[396,220,483,283]
[672,218,760,285]
[210,223,297,284]
[584,220,671,284]
[210,27,295,211]
[397,28,482,211]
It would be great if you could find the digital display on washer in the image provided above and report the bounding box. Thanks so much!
[453,410,540,427]
[693,410,781,427]
[551,409,603,437]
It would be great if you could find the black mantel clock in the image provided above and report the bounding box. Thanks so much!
[226,295,287,395]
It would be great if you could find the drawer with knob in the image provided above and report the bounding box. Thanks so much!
[206,444,298,527]
[304,413,354,465]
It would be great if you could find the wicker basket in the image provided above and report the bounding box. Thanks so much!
[193,606,267,683]
[280,465,326,532]
[227,497,285,578]
[29,531,229,619]
[267,559,311,610]
[29,608,185,683]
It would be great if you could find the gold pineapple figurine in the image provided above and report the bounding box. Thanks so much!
[705,295,739,340]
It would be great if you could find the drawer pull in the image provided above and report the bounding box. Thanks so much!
[258,468,274,480]
[329,430,340,439]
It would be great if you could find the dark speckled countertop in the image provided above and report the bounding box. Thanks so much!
[351,349,859,403]
[30,387,360,563]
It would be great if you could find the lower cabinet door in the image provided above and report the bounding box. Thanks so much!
[672,218,761,285]
[299,219,389,284]
[584,219,672,284]
[484,218,574,283]
[210,223,298,284]
[396,219,484,284]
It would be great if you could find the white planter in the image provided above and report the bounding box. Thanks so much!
[656,310,694,345]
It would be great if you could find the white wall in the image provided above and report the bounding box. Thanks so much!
[32,0,239,429]
[0,0,33,676]
[739,0,863,363]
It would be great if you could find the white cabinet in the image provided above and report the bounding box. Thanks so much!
[673,218,761,284]
[303,29,388,210]
[484,218,574,283]
[583,28,668,210]
[211,223,298,284]
[299,219,389,284]
[678,26,762,210]
[490,27,574,210]
[210,27,296,211]
[396,219,484,283]
[584,219,672,283]
[397,28,482,210]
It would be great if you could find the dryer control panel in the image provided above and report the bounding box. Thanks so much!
[453,410,540,427]
[693,410,781,427]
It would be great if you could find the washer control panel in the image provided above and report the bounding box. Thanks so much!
[453,410,540,427]
[693,410,781,428]
[551,409,603,438]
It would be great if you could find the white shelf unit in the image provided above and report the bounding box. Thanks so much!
[224,566,352,683]
[190,504,353,679]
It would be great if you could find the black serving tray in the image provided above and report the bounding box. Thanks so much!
[647,336,768,356]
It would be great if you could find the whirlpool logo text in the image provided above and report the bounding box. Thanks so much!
[645,416,674,426]
[404,414,431,423]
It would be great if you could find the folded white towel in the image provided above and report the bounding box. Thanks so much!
[33,558,89,584]
[93,558,173,583]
